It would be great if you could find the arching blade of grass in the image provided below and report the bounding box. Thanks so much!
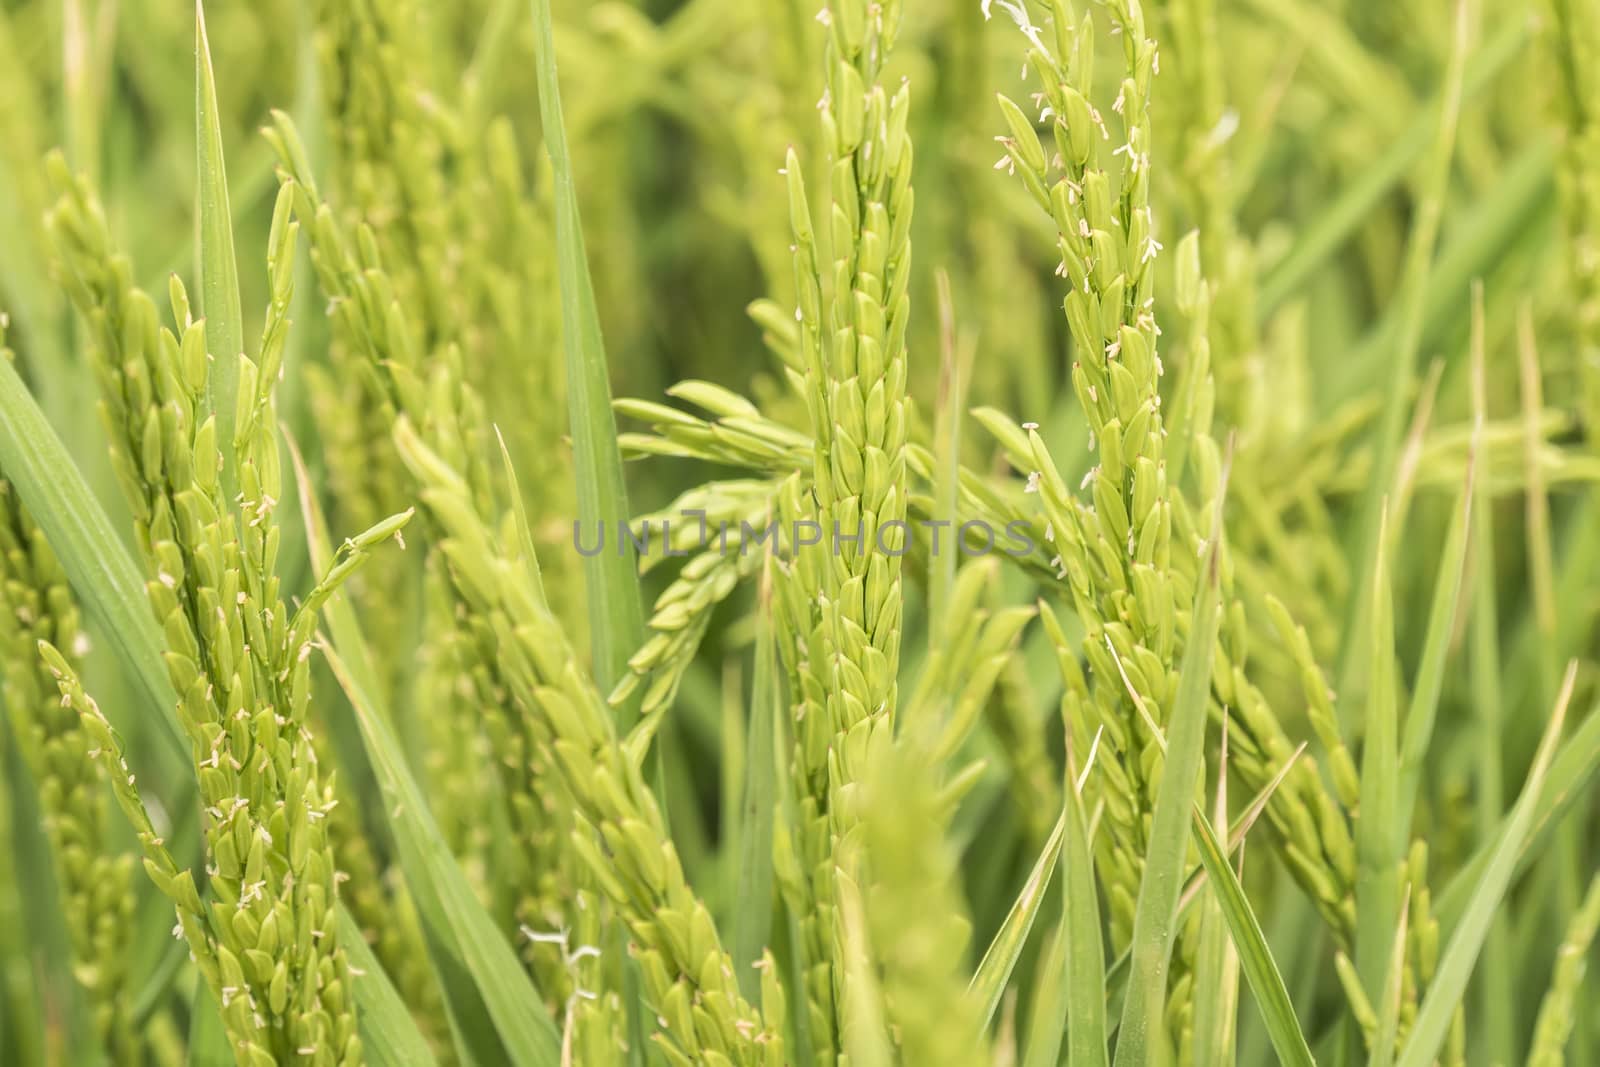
[0,361,434,1066]
[194,0,243,492]
[340,910,440,1067]
[1189,811,1316,1067]
[289,438,562,1067]
[521,17,657,1050]
[1113,461,1227,1067]
[1020,922,1069,1067]
[970,805,1066,1031]
[1394,662,1581,1067]
[1436,699,1600,932]
[1017,735,1107,1067]
[0,357,185,763]
[527,0,644,710]
[1060,733,1110,1067]
[321,643,561,1067]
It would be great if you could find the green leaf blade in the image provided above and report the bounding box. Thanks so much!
[290,440,563,1067]
[1394,665,1582,1067]
[969,808,1066,1032]
[1189,812,1316,1067]
[1112,483,1227,1067]
[1354,508,1401,1001]
[527,0,645,711]
[194,0,244,491]
[1062,740,1111,1067]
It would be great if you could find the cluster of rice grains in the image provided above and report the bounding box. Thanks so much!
[42,163,374,1064]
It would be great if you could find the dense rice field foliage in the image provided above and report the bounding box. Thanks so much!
[1,0,1599,1064]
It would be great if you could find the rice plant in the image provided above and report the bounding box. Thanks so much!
[0,0,1597,1065]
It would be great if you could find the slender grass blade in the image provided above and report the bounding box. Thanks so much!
[1394,663,1580,1067]
[194,0,244,492]
[186,982,233,1067]
[1113,464,1227,1067]
[527,0,644,709]
[1062,734,1110,1067]
[1354,507,1401,999]
[969,807,1066,1031]
[1189,812,1316,1067]
[291,442,563,1067]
